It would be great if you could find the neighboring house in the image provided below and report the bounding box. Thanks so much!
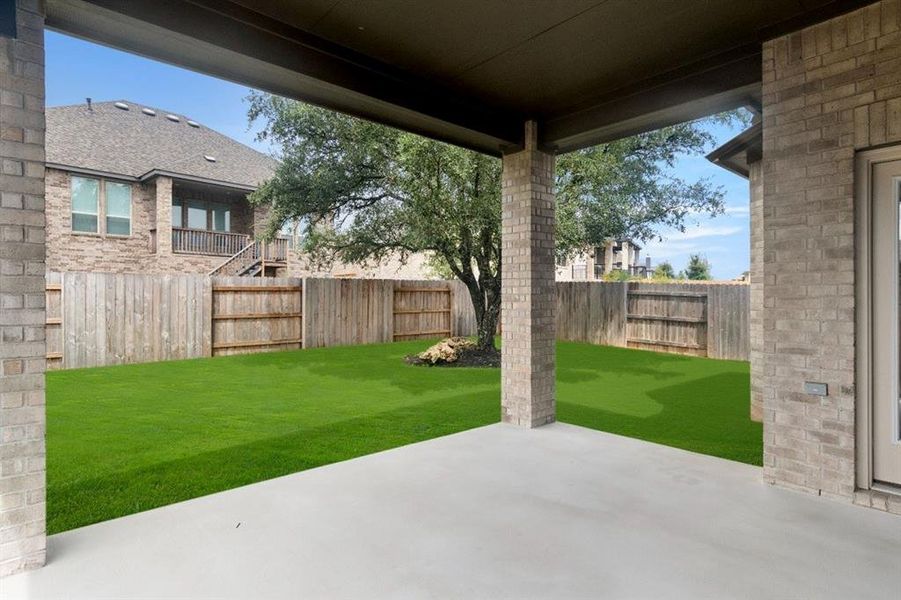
[45,99,435,279]
[556,238,653,281]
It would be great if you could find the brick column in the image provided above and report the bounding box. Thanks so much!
[748,160,763,422]
[155,176,172,255]
[501,121,556,428]
[0,0,47,577]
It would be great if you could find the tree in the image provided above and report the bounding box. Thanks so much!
[603,269,632,282]
[654,261,675,279]
[684,254,712,280]
[247,93,742,351]
[248,95,502,351]
[554,114,743,257]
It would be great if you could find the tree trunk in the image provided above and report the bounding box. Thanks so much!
[462,277,501,352]
[476,294,501,351]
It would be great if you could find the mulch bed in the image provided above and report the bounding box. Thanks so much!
[405,347,500,368]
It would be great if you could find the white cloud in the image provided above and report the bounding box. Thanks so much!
[642,223,745,265]
[642,241,730,259]
[724,204,750,216]
[664,225,743,241]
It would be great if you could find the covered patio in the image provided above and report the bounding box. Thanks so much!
[2,0,901,590]
[5,423,901,598]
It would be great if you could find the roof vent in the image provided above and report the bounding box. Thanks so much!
[186,120,200,128]
[203,155,216,163]
[113,102,129,110]
[141,107,156,116]
[166,114,180,122]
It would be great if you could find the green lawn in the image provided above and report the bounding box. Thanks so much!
[47,341,759,534]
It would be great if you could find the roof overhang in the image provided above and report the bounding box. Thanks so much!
[139,170,257,192]
[45,0,878,155]
[45,162,139,182]
[46,162,259,192]
[705,122,763,179]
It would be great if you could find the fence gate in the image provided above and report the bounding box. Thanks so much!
[392,287,452,341]
[210,278,303,356]
[626,289,708,356]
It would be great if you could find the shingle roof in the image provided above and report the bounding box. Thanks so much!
[46,100,276,189]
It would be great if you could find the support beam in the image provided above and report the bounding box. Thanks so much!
[500,121,556,428]
[0,0,47,577]
[45,0,522,155]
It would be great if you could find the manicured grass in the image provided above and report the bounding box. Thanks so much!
[47,341,758,533]
[556,342,760,466]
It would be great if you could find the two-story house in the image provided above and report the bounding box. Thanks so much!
[45,99,434,279]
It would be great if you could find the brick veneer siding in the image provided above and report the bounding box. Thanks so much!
[45,168,155,273]
[154,175,171,257]
[500,122,556,427]
[762,0,901,514]
[0,0,46,577]
[46,170,261,275]
[153,249,225,274]
[749,160,764,422]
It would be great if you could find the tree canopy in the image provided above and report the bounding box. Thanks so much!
[653,261,676,280]
[247,93,744,349]
[684,254,713,280]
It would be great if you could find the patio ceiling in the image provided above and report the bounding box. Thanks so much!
[47,0,873,154]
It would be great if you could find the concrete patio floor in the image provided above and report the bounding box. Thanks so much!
[4,422,901,599]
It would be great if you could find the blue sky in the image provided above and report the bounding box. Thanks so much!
[45,31,750,279]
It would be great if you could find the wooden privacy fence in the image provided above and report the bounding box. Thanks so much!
[393,285,452,341]
[46,272,749,369]
[46,273,477,369]
[211,278,303,356]
[46,272,211,369]
[555,281,750,360]
[626,289,708,356]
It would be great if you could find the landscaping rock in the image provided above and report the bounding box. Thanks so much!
[405,337,500,368]
[417,337,476,364]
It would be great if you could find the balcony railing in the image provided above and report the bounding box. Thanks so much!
[261,237,289,262]
[208,238,291,276]
[171,228,251,256]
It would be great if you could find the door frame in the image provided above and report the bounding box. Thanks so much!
[855,145,901,491]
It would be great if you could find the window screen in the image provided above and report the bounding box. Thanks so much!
[105,182,131,236]
[71,176,99,233]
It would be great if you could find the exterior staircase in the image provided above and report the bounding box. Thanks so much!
[209,238,289,277]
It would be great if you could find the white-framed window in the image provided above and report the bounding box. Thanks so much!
[171,198,184,228]
[105,181,132,236]
[71,176,100,233]
[172,197,233,232]
[71,175,133,236]
[186,199,207,229]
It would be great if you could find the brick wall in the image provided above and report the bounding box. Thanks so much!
[0,0,46,577]
[45,168,156,273]
[45,170,264,275]
[46,167,440,278]
[762,0,901,513]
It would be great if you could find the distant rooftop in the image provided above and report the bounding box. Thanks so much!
[46,100,276,189]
